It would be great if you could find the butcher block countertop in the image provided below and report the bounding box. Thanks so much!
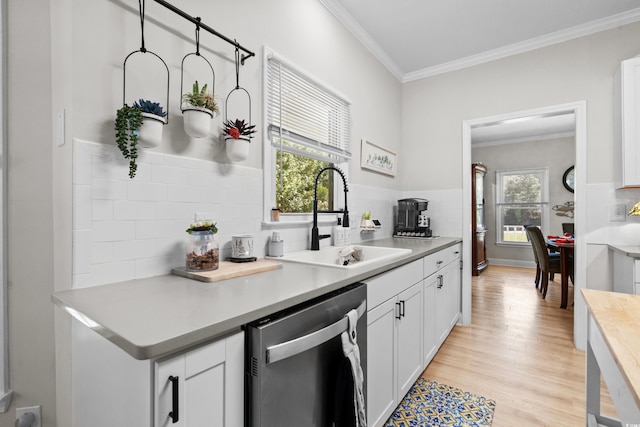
[582,289,640,408]
[52,237,461,360]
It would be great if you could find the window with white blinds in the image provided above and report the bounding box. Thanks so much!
[266,56,351,161]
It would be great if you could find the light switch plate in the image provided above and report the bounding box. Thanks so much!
[610,204,627,222]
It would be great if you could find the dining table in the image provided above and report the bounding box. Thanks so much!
[546,236,574,309]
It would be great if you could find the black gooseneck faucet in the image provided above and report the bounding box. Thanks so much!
[311,166,349,250]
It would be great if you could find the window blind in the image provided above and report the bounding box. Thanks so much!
[266,56,351,161]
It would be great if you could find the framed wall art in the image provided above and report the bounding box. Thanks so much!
[360,139,396,176]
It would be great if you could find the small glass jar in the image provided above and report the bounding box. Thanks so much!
[185,231,219,271]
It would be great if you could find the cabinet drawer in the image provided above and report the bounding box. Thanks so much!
[424,243,461,278]
[367,259,422,310]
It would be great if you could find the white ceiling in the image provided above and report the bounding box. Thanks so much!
[319,0,640,143]
[320,0,640,82]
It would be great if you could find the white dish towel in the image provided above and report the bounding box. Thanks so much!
[341,309,367,427]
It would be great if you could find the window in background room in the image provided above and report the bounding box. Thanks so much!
[495,168,549,245]
[264,49,351,218]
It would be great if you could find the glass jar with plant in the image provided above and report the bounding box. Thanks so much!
[185,220,219,271]
[182,80,219,138]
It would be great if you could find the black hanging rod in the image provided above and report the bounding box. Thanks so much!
[152,0,255,64]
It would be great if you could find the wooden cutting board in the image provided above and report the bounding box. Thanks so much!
[172,258,282,283]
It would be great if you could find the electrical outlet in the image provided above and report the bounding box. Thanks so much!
[610,203,627,222]
[16,405,41,427]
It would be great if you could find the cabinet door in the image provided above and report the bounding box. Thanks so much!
[436,260,461,344]
[616,57,640,188]
[396,282,424,398]
[367,297,398,427]
[423,275,437,367]
[155,332,244,427]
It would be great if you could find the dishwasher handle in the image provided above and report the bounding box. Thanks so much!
[266,300,366,365]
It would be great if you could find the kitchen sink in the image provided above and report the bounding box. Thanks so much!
[275,245,412,269]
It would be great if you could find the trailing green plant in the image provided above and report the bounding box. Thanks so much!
[222,119,256,140]
[182,81,219,114]
[115,104,143,178]
[132,98,167,118]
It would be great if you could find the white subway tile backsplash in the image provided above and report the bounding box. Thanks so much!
[73,229,92,275]
[152,164,188,185]
[114,200,156,221]
[73,139,406,288]
[92,178,127,200]
[92,260,136,286]
[92,220,136,243]
[92,199,114,221]
[167,184,202,203]
[135,220,175,239]
[92,242,114,264]
[73,185,92,230]
[127,181,168,202]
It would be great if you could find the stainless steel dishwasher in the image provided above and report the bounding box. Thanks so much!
[245,282,367,427]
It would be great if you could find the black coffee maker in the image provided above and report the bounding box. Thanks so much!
[393,198,432,238]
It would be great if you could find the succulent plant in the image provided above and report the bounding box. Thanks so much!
[186,220,218,234]
[132,99,167,118]
[223,119,256,140]
[182,81,219,114]
[115,104,143,178]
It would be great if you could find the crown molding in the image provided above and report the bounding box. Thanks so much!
[317,0,404,81]
[472,131,575,149]
[318,1,640,84]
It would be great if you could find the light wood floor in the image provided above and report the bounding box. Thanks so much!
[421,265,616,426]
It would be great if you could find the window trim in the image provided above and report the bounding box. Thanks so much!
[262,46,351,224]
[495,167,549,246]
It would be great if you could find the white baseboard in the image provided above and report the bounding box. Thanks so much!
[487,258,536,269]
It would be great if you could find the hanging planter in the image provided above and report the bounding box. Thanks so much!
[182,81,218,138]
[135,100,167,148]
[180,24,218,138]
[223,119,254,161]
[222,47,255,162]
[115,0,170,178]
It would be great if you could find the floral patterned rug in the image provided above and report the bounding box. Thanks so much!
[383,378,496,427]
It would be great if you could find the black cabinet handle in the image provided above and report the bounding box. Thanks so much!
[400,300,406,317]
[437,275,444,289]
[168,375,179,423]
[395,302,402,319]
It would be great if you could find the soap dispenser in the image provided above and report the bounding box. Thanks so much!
[334,218,345,246]
[269,232,284,257]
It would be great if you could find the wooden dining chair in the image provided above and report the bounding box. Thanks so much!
[525,225,562,298]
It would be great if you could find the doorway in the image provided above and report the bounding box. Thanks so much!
[461,101,587,350]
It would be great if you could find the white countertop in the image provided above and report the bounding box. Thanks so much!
[52,237,461,360]
[608,244,640,257]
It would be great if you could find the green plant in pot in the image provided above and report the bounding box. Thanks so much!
[182,81,219,138]
[185,220,219,271]
[222,119,256,162]
[114,99,167,178]
[133,98,167,149]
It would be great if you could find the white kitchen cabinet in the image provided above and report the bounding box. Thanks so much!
[423,243,462,350]
[422,273,437,367]
[614,56,640,188]
[72,323,244,427]
[436,258,462,344]
[612,249,640,295]
[366,260,423,427]
[155,332,244,427]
